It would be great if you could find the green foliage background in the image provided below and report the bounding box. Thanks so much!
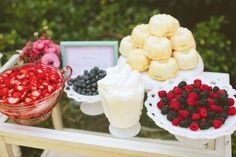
[0,0,236,156]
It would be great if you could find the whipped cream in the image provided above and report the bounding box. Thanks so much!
[98,64,145,128]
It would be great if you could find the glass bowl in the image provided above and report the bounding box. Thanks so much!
[0,63,72,125]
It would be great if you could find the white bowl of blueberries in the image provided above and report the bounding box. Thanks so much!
[64,67,106,116]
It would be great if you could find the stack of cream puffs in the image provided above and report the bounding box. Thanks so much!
[119,14,199,81]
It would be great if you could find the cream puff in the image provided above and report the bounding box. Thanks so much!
[131,24,150,48]
[119,35,134,57]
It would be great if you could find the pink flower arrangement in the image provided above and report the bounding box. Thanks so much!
[20,34,61,68]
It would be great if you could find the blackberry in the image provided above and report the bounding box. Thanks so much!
[167,111,178,121]
[219,112,228,120]
[208,111,216,119]
[180,103,187,109]
[213,86,220,93]
[193,88,201,94]
[223,105,229,112]
[181,90,187,98]
[199,99,208,106]
[178,81,187,88]
[179,118,191,128]
[161,105,169,115]
[161,97,169,104]
[215,96,227,106]
[200,91,209,99]
[200,122,211,130]
[188,106,197,115]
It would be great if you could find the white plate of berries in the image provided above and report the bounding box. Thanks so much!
[145,76,236,143]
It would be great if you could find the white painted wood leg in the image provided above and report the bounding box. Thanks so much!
[51,104,63,130]
[0,136,14,157]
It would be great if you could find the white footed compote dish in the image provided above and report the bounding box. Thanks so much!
[145,76,236,146]
[64,75,103,116]
[98,64,145,138]
[118,55,204,91]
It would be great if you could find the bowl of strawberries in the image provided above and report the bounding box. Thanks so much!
[0,63,72,125]
[145,76,236,145]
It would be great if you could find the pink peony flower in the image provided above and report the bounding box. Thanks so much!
[41,53,60,68]
[33,40,46,54]
[44,43,60,56]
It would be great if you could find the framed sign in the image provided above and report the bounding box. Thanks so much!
[60,41,118,75]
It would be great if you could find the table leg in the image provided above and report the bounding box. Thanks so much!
[0,136,14,157]
[51,103,63,130]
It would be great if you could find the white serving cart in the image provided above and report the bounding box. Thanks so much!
[0,54,233,157]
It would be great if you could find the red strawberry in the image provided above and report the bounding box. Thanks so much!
[184,85,193,93]
[189,122,199,131]
[12,92,21,98]
[171,118,180,126]
[187,97,196,106]
[31,90,41,97]
[157,101,165,109]
[0,87,8,97]
[178,110,190,118]
[200,84,209,91]
[227,107,236,115]
[213,119,223,129]
[169,101,180,111]
[167,92,175,99]
[192,113,201,120]
[193,79,202,88]
[158,90,167,98]
[173,87,182,94]
[228,98,235,106]
[199,107,207,118]
[24,97,32,103]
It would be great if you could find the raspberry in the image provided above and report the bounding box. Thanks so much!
[207,98,215,106]
[171,118,180,126]
[169,101,180,111]
[178,110,190,118]
[192,113,201,120]
[193,79,202,88]
[218,89,226,96]
[186,97,196,106]
[228,98,235,106]
[157,101,165,109]
[227,107,236,115]
[210,91,218,98]
[173,87,182,94]
[184,85,193,93]
[158,90,167,98]
[213,119,223,129]
[189,122,199,131]
[200,84,209,91]
[188,92,198,100]
[199,107,207,118]
[210,105,223,113]
[167,92,175,99]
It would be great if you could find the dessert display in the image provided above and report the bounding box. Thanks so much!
[66,67,106,96]
[98,64,144,137]
[0,63,72,125]
[127,49,150,72]
[148,58,178,80]
[156,79,236,131]
[118,14,203,86]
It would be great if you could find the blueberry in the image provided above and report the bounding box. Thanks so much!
[91,78,96,83]
[83,75,89,80]
[81,91,86,95]
[84,70,89,75]
[67,80,73,86]
[73,86,78,92]
[66,87,70,90]
[85,80,90,85]
[94,67,99,71]
[92,92,97,95]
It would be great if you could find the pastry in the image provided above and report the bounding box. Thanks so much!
[148,58,178,80]
[170,27,196,51]
[173,49,199,70]
[119,35,134,57]
[148,14,180,37]
[127,49,150,72]
[131,24,150,48]
[143,36,172,60]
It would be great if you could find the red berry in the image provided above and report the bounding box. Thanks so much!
[167,92,175,99]
[228,98,235,106]
[158,90,167,98]
[193,79,202,88]
[173,87,182,94]
[184,85,193,93]
[192,113,201,120]
[207,98,215,106]
[213,119,223,129]
[178,110,190,118]
[188,92,198,100]
[0,87,8,97]
[169,101,180,111]
[200,84,209,91]
[209,91,218,98]
[189,122,199,131]
[7,97,20,104]
[187,98,196,106]
[218,89,225,96]
[171,118,180,126]
[199,107,207,118]
[227,107,236,115]
[157,101,165,109]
